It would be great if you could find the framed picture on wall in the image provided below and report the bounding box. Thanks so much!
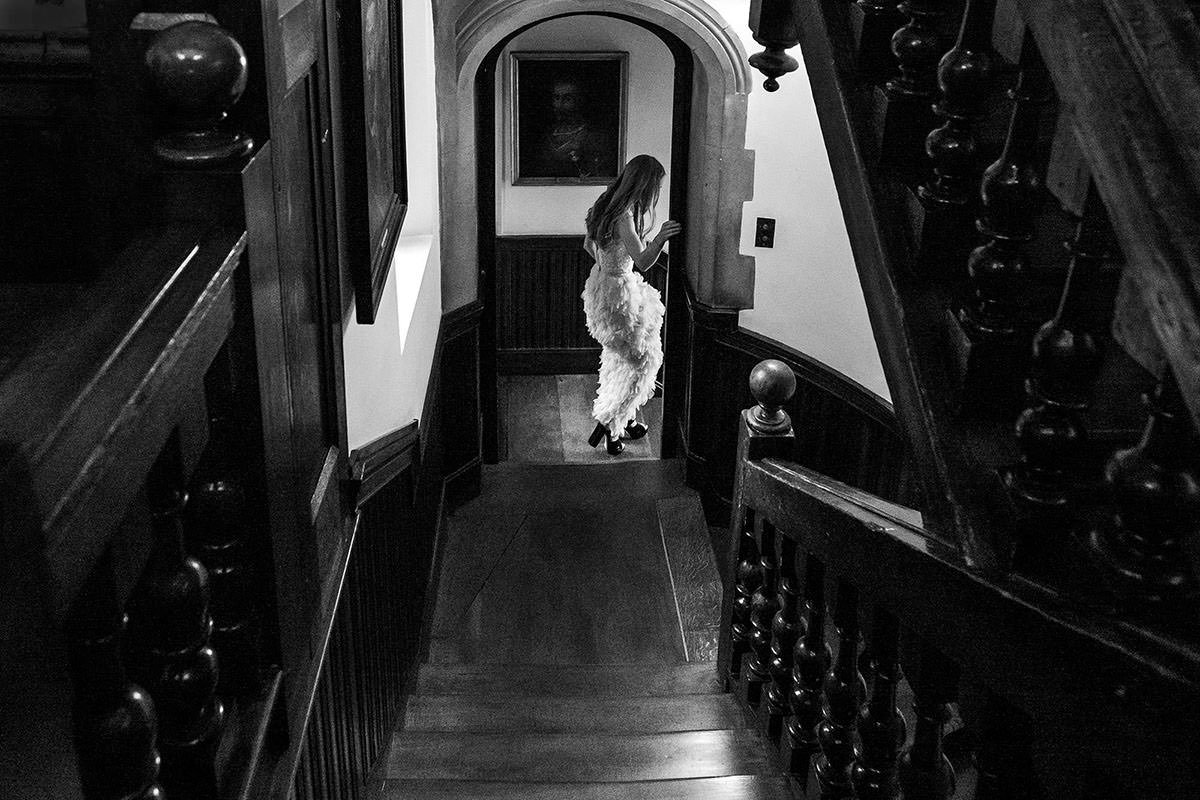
[511,52,627,185]
[338,0,408,323]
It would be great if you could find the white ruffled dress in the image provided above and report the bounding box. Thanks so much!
[581,232,665,433]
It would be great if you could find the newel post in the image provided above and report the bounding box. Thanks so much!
[718,360,797,687]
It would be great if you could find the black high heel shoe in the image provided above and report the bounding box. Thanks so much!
[587,422,624,455]
[625,421,648,440]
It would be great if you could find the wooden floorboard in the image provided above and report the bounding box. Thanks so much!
[404,693,746,734]
[381,775,800,800]
[387,729,775,782]
[415,663,722,697]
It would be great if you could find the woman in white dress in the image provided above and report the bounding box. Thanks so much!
[581,155,682,455]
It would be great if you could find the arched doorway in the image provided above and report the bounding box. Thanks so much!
[474,13,692,462]
[440,0,753,463]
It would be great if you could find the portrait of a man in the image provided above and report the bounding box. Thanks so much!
[512,52,626,184]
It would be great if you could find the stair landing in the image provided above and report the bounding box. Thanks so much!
[384,461,794,799]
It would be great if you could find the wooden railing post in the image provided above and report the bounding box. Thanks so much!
[126,469,225,799]
[68,553,164,800]
[718,360,796,689]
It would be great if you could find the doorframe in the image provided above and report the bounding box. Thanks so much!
[475,12,694,463]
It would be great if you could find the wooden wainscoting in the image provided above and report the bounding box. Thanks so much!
[494,236,600,375]
[678,295,918,531]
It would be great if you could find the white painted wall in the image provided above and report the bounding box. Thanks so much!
[709,1,891,402]
[342,0,442,450]
[495,16,674,235]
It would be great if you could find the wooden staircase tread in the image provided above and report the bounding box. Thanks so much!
[404,693,747,734]
[387,729,775,783]
[415,662,721,697]
[381,775,799,799]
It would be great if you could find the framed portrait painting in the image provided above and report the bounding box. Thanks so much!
[338,0,408,323]
[511,52,627,186]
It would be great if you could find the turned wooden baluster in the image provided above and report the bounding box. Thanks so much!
[784,554,830,778]
[744,518,780,707]
[728,506,762,683]
[69,553,164,800]
[1008,185,1115,506]
[815,581,866,799]
[956,38,1050,343]
[126,471,225,799]
[851,608,906,799]
[1088,369,1200,608]
[766,536,803,741]
[875,0,953,168]
[887,0,951,99]
[920,0,997,207]
[899,639,959,799]
[187,411,259,696]
[721,360,795,687]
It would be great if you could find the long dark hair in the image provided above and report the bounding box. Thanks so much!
[584,154,665,247]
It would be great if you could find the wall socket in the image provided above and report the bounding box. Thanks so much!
[755,217,776,248]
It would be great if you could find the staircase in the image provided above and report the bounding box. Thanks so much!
[387,663,794,798]
[381,460,797,799]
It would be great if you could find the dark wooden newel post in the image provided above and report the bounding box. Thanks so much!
[718,360,796,688]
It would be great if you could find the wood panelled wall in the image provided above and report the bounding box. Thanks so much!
[494,236,600,374]
[677,290,918,535]
[292,470,417,800]
[283,303,484,797]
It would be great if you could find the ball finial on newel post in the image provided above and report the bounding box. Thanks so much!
[749,359,797,435]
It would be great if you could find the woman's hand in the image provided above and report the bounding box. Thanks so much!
[654,220,683,244]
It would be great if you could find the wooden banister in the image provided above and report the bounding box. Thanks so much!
[721,360,1200,795]
[1015,0,1200,432]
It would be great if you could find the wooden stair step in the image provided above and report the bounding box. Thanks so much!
[415,662,721,698]
[387,729,774,783]
[382,775,799,800]
[405,693,746,734]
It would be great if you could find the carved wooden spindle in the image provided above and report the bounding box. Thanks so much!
[920,0,997,207]
[815,581,866,799]
[721,360,795,687]
[143,20,253,165]
[784,554,830,777]
[874,0,952,168]
[68,554,164,800]
[851,608,906,800]
[126,475,225,798]
[766,536,803,741]
[728,506,762,683]
[744,518,781,707]
[956,39,1050,344]
[748,0,802,92]
[1008,186,1114,506]
[187,411,259,696]
[899,639,959,800]
[1088,370,1200,608]
[887,0,951,99]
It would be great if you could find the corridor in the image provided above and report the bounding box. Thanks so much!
[381,457,798,798]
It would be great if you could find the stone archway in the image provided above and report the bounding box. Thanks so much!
[435,0,754,313]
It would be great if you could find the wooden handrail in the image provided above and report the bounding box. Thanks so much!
[1016,0,1200,431]
[0,224,247,621]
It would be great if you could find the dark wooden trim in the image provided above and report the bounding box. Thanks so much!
[793,0,976,555]
[680,317,910,531]
[348,420,420,509]
[443,456,483,510]
[684,277,740,331]
[442,299,485,337]
[717,328,896,432]
[497,347,600,374]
